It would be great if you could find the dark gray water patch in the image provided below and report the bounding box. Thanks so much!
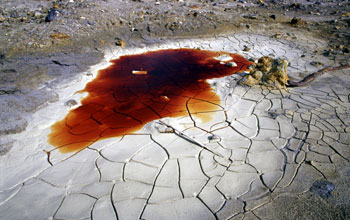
[0,99,28,136]
[0,141,14,156]
[310,179,336,199]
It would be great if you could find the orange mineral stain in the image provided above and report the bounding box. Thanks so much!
[48,49,252,153]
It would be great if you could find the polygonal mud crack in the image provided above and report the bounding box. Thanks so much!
[1,33,350,220]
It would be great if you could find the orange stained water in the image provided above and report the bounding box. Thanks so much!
[48,48,252,153]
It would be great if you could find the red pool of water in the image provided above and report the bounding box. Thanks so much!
[48,48,252,153]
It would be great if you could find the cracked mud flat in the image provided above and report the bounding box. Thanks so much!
[1,31,349,220]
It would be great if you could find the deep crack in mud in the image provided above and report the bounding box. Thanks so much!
[48,49,252,153]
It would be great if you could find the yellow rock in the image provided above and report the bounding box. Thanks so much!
[50,33,71,39]
[115,38,126,47]
[240,56,289,89]
[264,59,289,87]
[257,56,274,73]
[240,75,259,86]
[252,70,263,80]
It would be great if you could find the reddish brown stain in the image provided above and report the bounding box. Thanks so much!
[48,49,252,153]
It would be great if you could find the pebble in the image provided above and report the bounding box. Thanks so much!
[291,17,306,25]
[45,8,57,22]
[323,50,331,57]
[190,5,201,10]
[243,14,257,19]
[34,11,42,18]
[64,99,78,107]
[10,11,18,18]
[310,61,323,67]
[87,20,95,25]
[50,33,71,39]
[285,110,294,117]
[0,16,5,22]
[225,62,237,67]
[208,134,220,142]
[154,123,174,133]
[252,70,263,80]
[336,45,344,50]
[115,38,125,47]
[268,111,279,119]
[243,45,251,52]
[273,33,282,38]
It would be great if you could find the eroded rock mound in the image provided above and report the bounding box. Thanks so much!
[240,56,289,89]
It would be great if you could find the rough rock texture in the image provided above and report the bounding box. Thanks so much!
[240,56,289,89]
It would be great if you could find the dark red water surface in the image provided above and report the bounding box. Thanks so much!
[48,49,252,153]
